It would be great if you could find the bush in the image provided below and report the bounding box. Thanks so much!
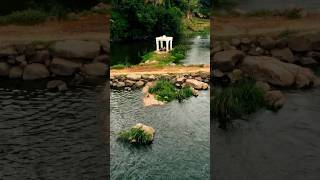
[0,9,47,25]
[149,79,193,102]
[212,79,265,129]
[119,127,152,144]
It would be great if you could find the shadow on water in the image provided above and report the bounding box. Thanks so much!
[0,78,109,179]
[212,89,320,180]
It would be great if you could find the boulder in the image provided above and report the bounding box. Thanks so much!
[288,36,311,52]
[271,48,295,63]
[135,81,145,88]
[16,55,27,67]
[125,80,135,87]
[132,123,155,143]
[275,38,288,48]
[265,90,286,109]
[0,62,10,76]
[258,37,276,50]
[29,50,50,63]
[116,81,125,88]
[307,51,320,62]
[47,80,68,91]
[256,81,271,92]
[0,47,17,57]
[51,40,101,59]
[23,63,49,80]
[81,63,107,76]
[127,74,142,81]
[185,79,209,90]
[298,57,318,67]
[9,66,23,79]
[231,38,241,47]
[213,50,245,72]
[50,58,81,76]
[248,46,264,56]
[93,55,108,63]
[239,56,317,88]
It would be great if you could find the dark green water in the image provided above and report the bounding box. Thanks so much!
[111,90,210,179]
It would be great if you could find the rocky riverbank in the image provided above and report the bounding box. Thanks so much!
[0,40,108,81]
[212,33,320,107]
[110,72,210,91]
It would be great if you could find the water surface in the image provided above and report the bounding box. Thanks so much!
[111,90,210,179]
[213,89,320,180]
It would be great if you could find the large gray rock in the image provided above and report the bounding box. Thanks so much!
[271,48,294,63]
[81,63,107,76]
[239,56,317,88]
[213,50,245,72]
[9,66,23,79]
[50,58,82,76]
[23,63,49,80]
[51,40,101,59]
[258,36,276,50]
[288,36,311,52]
[0,62,10,76]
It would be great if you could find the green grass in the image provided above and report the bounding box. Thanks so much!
[119,127,152,144]
[149,79,193,102]
[212,79,265,129]
[0,9,47,25]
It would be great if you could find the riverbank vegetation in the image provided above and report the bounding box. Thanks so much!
[110,0,211,41]
[212,79,265,129]
[119,127,152,144]
[0,0,110,25]
[149,79,193,102]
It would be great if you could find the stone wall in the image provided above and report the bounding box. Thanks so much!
[0,40,109,80]
[212,33,320,88]
[110,72,210,91]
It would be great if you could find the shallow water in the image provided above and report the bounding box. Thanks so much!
[236,0,320,11]
[111,90,210,179]
[0,80,109,179]
[212,88,320,180]
[183,35,210,65]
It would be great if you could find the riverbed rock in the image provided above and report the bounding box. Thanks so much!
[256,81,271,92]
[0,47,17,57]
[288,36,311,52]
[93,55,108,63]
[81,63,107,76]
[127,74,142,81]
[143,82,165,106]
[185,79,209,90]
[51,40,101,59]
[16,55,27,67]
[239,56,317,88]
[258,36,276,50]
[9,66,23,79]
[265,90,286,109]
[0,62,10,76]
[271,48,295,63]
[116,81,125,88]
[213,50,245,72]
[47,80,68,91]
[50,58,82,76]
[23,63,49,80]
[29,50,50,63]
[135,81,145,88]
[298,57,318,67]
[307,51,320,62]
[132,123,155,143]
[125,80,135,87]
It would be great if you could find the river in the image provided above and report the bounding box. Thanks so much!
[111,90,210,179]
[0,79,109,179]
[111,35,210,66]
[236,0,320,11]
[212,89,320,180]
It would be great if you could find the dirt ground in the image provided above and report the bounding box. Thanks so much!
[213,13,320,39]
[110,65,210,76]
[0,14,109,45]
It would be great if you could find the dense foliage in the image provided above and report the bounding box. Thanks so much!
[119,127,152,144]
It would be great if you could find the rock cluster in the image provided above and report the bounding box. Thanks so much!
[0,40,108,80]
[110,72,210,91]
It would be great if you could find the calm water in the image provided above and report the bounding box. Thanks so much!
[213,89,320,180]
[111,35,210,66]
[0,79,109,179]
[111,90,210,179]
[236,0,320,11]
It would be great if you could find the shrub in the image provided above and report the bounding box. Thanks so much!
[119,127,152,144]
[212,79,265,129]
[0,9,47,25]
[149,79,193,102]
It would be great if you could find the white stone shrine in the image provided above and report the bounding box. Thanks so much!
[155,35,173,52]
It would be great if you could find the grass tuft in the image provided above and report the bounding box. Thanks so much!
[212,79,265,129]
[119,127,152,144]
